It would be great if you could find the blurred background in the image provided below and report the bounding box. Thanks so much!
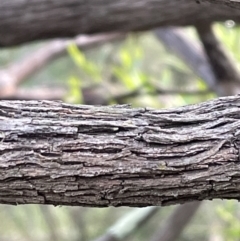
[0,22,240,241]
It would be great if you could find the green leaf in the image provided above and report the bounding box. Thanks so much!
[120,49,132,69]
[67,43,101,82]
[113,67,136,90]
[65,76,83,103]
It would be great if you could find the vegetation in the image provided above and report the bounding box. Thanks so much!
[0,6,240,240]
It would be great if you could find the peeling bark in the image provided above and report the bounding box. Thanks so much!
[1,0,240,46]
[0,97,240,207]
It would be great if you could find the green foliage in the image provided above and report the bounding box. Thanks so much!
[65,76,83,103]
[113,37,147,90]
[66,43,102,103]
[65,33,212,108]
[67,43,102,83]
[1,23,240,241]
[216,201,240,241]
[214,23,240,63]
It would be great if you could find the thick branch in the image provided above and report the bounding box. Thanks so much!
[0,97,240,207]
[1,0,240,46]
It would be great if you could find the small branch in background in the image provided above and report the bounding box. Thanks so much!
[2,206,33,241]
[93,207,159,241]
[3,87,66,100]
[3,85,109,105]
[0,33,126,98]
[113,87,212,103]
[39,206,59,241]
[70,208,88,241]
[150,202,201,241]
[195,23,240,95]
[154,27,218,93]
[4,84,211,103]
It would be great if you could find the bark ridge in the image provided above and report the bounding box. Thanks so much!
[0,97,239,207]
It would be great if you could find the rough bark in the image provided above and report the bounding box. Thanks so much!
[0,97,240,207]
[1,0,240,46]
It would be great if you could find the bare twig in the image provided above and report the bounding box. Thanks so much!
[195,23,240,95]
[3,87,66,100]
[0,33,125,98]
[154,28,218,92]
[150,202,201,241]
[113,87,211,103]
[94,207,159,241]
[39,206,59,241]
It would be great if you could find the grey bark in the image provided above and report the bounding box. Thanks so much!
[0,97,240,207]
[1,0,240,46]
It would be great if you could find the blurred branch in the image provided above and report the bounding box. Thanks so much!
[3,85,110,105]
[70,208,88,241]
[94,207,159,241]
[1,0,240,46]
[39,206,59,241]
[2,206,33,241]
[3,87,66,100]
[195,23,240,95]
[113,87,211,103]
[149,202,201,241]
[155,26,240,96]
[154,28,218,93]
[0,33,125,98]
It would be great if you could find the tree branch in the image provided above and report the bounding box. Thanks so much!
[0,97,240,207]
[113,87,211,103]
[0,33,125,98]
[2,87,66,100]
[154,27,218,93]
[150,202,201,241]
[195,23,240,96]
[94,207,159,241]
[1,0,240,46]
